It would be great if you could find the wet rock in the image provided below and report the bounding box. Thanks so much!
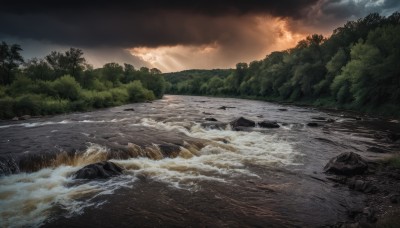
[311,117,326,121]
[201,122,227,130]
[324,152,369,176]
[20,115,31,120]
[256,115,264,118]
[202,112,212,115]
[367,147,389,153]
[205,117,218,122]
[307,122,319,127]
[12,116,19,121]
[278,108,288,111]
[326,118,335,123]
[348,179,377,193]
[341,115,362,121]
[74,161,124,179]
[158,144,181,157]
[390,194,400,204]
[218,106,235,110]
[123,108,135,111]
[230,117,255,129]
[258,121,280,128]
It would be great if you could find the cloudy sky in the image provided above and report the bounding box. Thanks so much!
[1,0,399,72]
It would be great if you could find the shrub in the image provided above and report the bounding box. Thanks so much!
[14,94,42,116]
[52,75,82,100]
[8,76,36,96]
[110,88,129,105]
[0,96,16,118]
[41,98,70,114]
[126,81,155,102]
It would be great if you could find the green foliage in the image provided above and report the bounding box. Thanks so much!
[52,75,82,100]
[0,97,15,118]
[14,94,43,116]
[126,81,155,102]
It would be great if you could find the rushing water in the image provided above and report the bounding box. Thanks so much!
[0,95,398,227]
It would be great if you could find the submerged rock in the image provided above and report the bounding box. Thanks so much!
[307,122,319,127]
[324,152,368,176]
[367,147,389,153]
[258,120,280,128]
[278,108,288,111]
[348,179,377,193]
[74,161,124,179]
[201,122,227,130]
[230,117,255,129]
[311,117,326,121]
[205,117,218,122]
[123,108,135,111]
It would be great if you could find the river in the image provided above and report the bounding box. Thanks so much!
[0,95,398,227]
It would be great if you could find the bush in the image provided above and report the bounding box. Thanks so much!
[41,98,70,114]
[8,76,36,96]
[110,88,129,105]
[126,81,155,102]
[0,97,16,118]
[52,75,82,100]
[14,94,42,116]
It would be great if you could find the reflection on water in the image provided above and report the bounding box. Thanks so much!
[0,95,398,227]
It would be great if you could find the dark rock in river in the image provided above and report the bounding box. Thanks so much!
[258,121,280,128]
[348,179,377,193]
[278,108,288,111]
[123,108,135,111]
[158,144,181,157]
[205,117,218,122]
[202,112,212,115]
[230,117,255,129]
[201,122,227,130]
[307,122,319,127]
[324,152,368,176]
[74,161,124,179]
[326,118,335,123]
[218,106,235,110]
[390,194,400,204]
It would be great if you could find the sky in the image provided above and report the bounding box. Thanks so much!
[1,0,399,72]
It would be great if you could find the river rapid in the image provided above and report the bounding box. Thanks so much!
[0,95,398,227]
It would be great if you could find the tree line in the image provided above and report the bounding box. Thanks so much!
[164,12,400,116]
[0,45,165,119]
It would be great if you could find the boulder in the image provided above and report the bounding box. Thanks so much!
[324,152,369,176]
[123,108,135,111]
[278,108,288,111]
[258,121,280,128]
[12,116,19,121]
[230,117,255,129]
[307,122,319,127]
[326,118,335,123]
[74,161,124,179]
[205,117,218,122]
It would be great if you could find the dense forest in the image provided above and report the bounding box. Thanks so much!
[0,45,165,119]
[164,12,400,116]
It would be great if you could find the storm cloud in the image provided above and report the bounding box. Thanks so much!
[1,0,399,71]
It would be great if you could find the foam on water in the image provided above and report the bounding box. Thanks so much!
[0,117,300,227]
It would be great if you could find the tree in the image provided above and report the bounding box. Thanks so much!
[102,62,124,85]
[0,41,24,84]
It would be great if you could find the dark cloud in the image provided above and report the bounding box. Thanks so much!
[0,1,318,48]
